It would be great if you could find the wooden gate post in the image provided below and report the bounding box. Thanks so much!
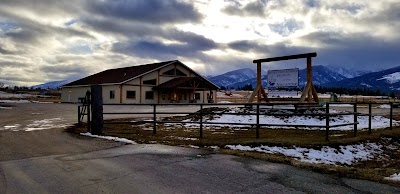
[90,85,103,135]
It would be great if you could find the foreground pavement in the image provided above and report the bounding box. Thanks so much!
[1,103,399,193]
[1,143,399,194]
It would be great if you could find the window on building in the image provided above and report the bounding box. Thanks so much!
[109,90,115,99]
[126,91,136,99]
[145,91,154,100]
[143,79,157,85]
[194,93,201,100]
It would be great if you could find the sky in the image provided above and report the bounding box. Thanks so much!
[0,0,400,86]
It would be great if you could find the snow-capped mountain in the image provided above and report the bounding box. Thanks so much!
[327,66,400,92]
[326,65,369,78]
[208,65,347,89]
[31,80,72,89]
[298,65,347,86]
[207,68,266,88]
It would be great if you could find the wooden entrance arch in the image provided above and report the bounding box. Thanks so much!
[248,52,319,103]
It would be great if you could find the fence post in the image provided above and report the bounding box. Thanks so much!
[153,104,157,134]
[200,104,203,138]
[90,85,103,135]
[78,105,81,126]
[353,103,357,137]
[86,91,91,133]
[368,103,372,134]
[256,103,260,139]
[326,102,330,141]
[390,102,393,130]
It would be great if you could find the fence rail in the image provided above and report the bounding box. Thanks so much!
[79,98,396,141]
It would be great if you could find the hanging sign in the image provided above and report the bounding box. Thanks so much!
[267,68,299,88]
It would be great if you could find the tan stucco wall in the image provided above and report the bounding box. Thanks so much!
[102,85,120,104]
[61,87,91,103]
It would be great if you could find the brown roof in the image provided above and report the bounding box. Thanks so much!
[64,60,177,87]
[154,77,219,90]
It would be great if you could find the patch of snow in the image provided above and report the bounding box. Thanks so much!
[23,118,71,131]
[166,136,198,141]
[217,101,232,103]
[3,124,20,130]
[377,104,390,109]
[80,132,137,144]
[188,145,200,149]
[328,104,354,107]
[360,83,372,88]
[0,106,12,109]
[226,143,383,165]
[385,173,400,181]
[0,100,32,103]
[377,72,400,84]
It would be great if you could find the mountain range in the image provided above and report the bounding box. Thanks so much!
[207,65,400,93]
[32,65,400,94]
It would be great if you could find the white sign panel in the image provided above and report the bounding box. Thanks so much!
[267,68,299,88]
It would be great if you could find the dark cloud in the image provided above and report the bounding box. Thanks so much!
[112,29,219,60]
[0,46,15,55]
[222,0,267,17]
[40,64,91,74]
[0,61,28,67]
[269,19,304,36]
[330,3,363,14]
[87,0,202,24]
[305,0,320,8]
[4,30,39,44]
[113,38,216,61]
[0,0,83,17]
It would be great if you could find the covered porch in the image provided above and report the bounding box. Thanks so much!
[153,77,218,103]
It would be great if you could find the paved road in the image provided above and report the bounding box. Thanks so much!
[1,103,400,193]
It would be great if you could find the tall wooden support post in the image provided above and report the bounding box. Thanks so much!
[300,57,319,102]
[248,62,267,103]
[86,91,91,132]
[90,85,103,135]
[257,62,262,102]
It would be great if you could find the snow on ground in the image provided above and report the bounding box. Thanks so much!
[80,132,137,144]
[0,92,36,99]
[377,104,391,109]
[0,100,32,103]
[385,173,400,181]
[0,100,53,103]
[217,101,232,103]
[226,143,383,165]
[182,107,398,130]
[24,118,71,131]
[2,118,71,131]
[2,124,20,130]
